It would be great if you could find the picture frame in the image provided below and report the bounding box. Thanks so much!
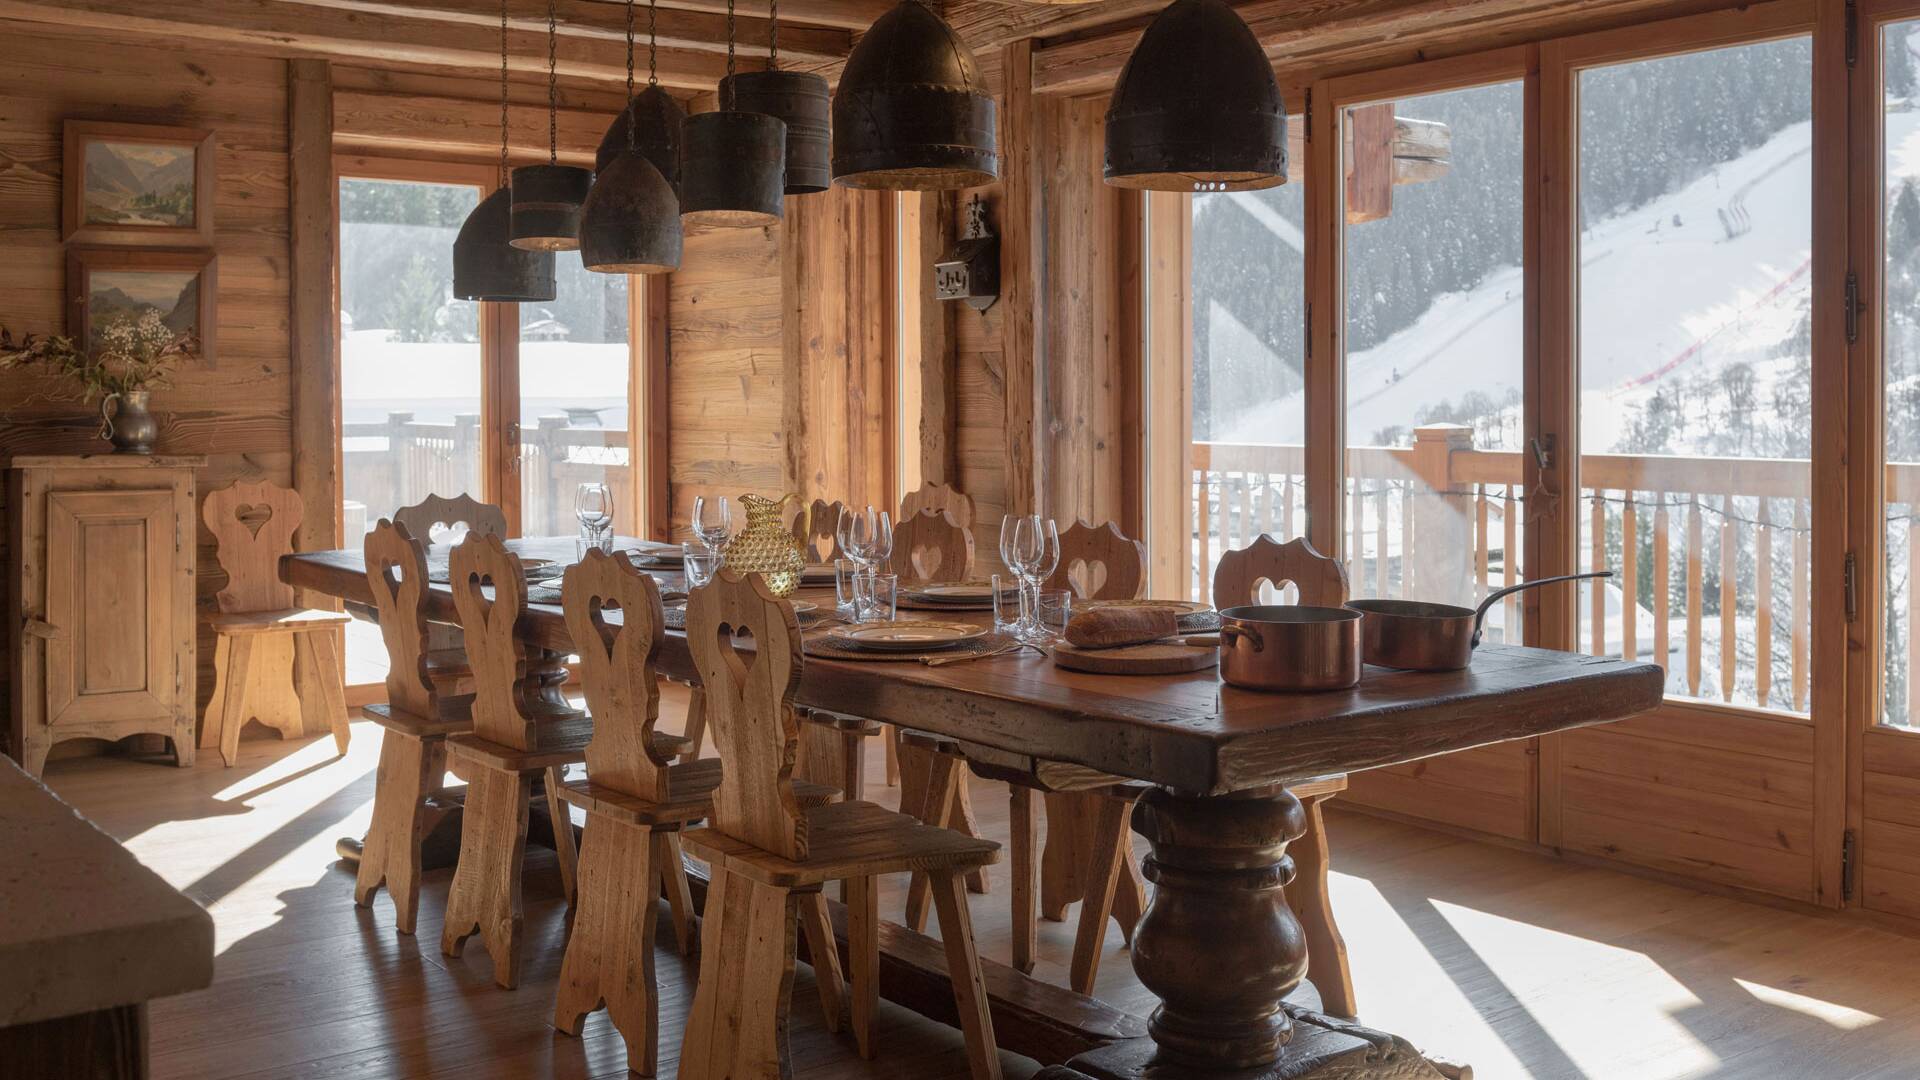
[66,247,218,364]
[62,120,216,246]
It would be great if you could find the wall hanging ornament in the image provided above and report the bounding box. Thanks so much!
[717,0,831,195]
[680,0,788,227]
[510,0,595,250]
[1104,0,1287,191]
[580,0,683,273]
[452,0,556,301]
[831,0,997,190]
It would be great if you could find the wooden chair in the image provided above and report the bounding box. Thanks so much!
[901,480,974,532]
[392,492,507,547]
[678,570,1003,1079]
[789,497,849,564]
[889,508,975,584]
[200,479,351,767]
[1211,534,1357,1018]
[551,550,839,1073]
[352,518,476,934]
[438,534,601,989]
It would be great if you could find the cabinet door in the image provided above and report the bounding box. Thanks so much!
[43,489,179,729]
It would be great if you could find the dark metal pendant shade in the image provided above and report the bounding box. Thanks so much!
[595,84,686,191]
[680,110,788,228]
[509,163,594,250]
[831,0,997,191]
[580,150,683,274]
[1104,0,1287,192]
[720,70,831,195]
[454,186,558,302]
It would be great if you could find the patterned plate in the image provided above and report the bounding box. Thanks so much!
[825,620,987,652]
[1080,598,1212,616]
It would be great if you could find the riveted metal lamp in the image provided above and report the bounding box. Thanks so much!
[1104,0,1287,192]
[454,0,557,302]
[581,0,682,273]
[510,0,594,250]
[680,0,788,227]
[718,0,830,195]
[831,0,996,191]
[595,83,685,187]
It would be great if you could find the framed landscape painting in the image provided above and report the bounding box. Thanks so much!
[63,121,215,245]
[67,248,217,364]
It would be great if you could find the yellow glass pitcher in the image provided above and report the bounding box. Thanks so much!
[721,493,809,597]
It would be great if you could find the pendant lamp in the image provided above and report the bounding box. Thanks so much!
[718,0,830,195]
[593,0,684,188]
[580,0,682,273]
[1104,0,1287,191]
[453,0,557,302]
[831,0,996,191]
[680,0,788,227]
[510,0,595,250]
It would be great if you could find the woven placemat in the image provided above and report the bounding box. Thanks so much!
[661,604,836,631]
[1178,610,1222,633]
[803,630,1019,663]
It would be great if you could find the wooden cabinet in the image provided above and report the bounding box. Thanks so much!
[7,455,202,776]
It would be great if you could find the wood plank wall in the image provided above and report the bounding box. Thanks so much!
[0,30,293,746]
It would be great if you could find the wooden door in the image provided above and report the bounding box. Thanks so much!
[42,489,180,731]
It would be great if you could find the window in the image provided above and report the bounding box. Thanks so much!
[1340,81,1527,639]
[1880,16,1920,728]
[518,259,632,537]
[1574,36,1815,715]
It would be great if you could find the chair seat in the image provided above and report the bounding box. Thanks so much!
[559,761,840,826]
[447,715,594,772]
[423,648,474,678]
[206,607,353,634]
[682,798,999,888]
[362,698,474,739]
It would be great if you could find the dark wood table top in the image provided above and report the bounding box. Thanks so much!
[285,535,1664,796]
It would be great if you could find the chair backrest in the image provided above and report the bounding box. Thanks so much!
[203,479,303,614]
[900,482,973,533]
[562,549,671,801]
[686,569,807,861]
[448,533,535,750]
[790,498,849,564]
[890,509,974,585]
[1212,535,1348,608]
[394,493,507,548]
[1044,520,1146,601]
[363,519,437,719]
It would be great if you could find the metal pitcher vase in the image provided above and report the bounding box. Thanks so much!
[100,390,157,454]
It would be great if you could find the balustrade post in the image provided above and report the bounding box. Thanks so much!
[454,413,481,501]
[1409,424,1475,606]
[535,415,570,535]
[388,411,417,507]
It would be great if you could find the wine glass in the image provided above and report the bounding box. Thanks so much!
[574,481,614,551]
[692,495,732,553]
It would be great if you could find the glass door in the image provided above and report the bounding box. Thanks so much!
[517,259,633,538]
[1856,1,1920,921]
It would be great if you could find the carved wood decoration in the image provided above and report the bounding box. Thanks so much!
[394,492,507,547]
[900,481,974,532]
[561,549,672,800]
[362,518,436,720]
[1213,535,1350,608]
[685,568,809,861]
[203,479,303,614]
[448,533,534,751]
[1044,519,1146,601]
[890,509,975,585]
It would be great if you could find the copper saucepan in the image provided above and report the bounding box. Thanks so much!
[1346,571,1613,672]
[1217,605,1364,692]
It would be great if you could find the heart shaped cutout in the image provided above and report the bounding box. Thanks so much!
[233,501,273,540]
[911,545,946,581]
[715,621,758,685]
[1068,558,1107,599]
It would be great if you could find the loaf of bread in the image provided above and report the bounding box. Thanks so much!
[1063,606,1179,649]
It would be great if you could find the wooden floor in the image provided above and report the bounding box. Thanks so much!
[40,699,1920,1080]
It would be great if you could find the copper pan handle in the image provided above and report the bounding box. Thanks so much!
[1218,623,1263,653]
[1470,570,1614,647]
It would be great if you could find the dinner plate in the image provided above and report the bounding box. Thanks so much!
[826,621,987,652]
[1080,598,1212,616]
[912,581,1000,601]
[636,549,688,566]
[800,564,838,584]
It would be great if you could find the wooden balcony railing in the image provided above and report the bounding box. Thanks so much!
[1186,423,1904,721]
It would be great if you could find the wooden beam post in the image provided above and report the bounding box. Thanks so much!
[290,59,337,565]
[1000,38,1040,519]
[633,274,672,543]
[1144,191,1193,600]
[900,191,957,491]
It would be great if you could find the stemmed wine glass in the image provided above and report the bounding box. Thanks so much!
[836,506,893,619]
[999,515,1060,640]
[574,481,614,553]
[691,495,732,554]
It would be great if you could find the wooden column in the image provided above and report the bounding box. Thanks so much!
[900,191,958,492]
[633,273,671,542]
[1144,191,1194,600]
[1000,38,1040,518]
[1304,80,1345,560]
[289,59,337,563]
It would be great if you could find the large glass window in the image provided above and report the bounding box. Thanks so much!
[1881,18,1920,728]
[1189,138,1306,601]
[518,260,632,537]
[1340,82,1527,640]
[1575,37,1814,715]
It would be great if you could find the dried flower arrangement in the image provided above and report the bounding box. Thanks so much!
[0,309,198,404]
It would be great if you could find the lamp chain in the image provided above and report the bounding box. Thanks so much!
[499,0,509,180]
[725,0,736,111]
[546,0,559,165]
[625,0,636,153]
[648,0,658,86]
[769,0,778,69]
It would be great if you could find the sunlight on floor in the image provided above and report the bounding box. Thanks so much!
[1734,978,1881,1032]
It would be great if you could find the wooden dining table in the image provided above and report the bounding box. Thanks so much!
[285,535,1664,1080]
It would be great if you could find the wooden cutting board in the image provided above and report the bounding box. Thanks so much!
[1052,640,1219,675]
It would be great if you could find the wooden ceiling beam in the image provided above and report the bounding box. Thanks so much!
[280,0,851,64]
[0,0,762,91]
[585,0,894,33]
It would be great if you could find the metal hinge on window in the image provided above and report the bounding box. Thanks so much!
[1842,828,1857,901]
[1845,551,1859,622]
[1303,89,1312,142]
[1846,270,1864,345]
[1846,0,1859,68]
